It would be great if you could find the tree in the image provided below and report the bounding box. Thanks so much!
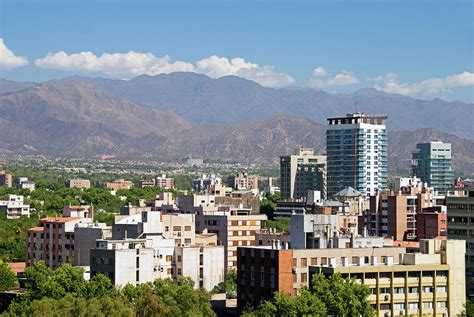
[0,261,18,291]
[310,273,374,316]
[211,268,237,299]
[461,300,474,317]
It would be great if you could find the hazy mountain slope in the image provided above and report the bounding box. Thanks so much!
[0,82,191,155]
[0,78,38,95]
[51,72,473,139]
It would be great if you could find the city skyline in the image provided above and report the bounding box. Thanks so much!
[0,0,473,102]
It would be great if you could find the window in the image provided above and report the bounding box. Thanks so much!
[166,255,172,262]
[184,226,191,231]
[408,302,419,310]
[292,258,297,267]
[178,255,182,262]
[311,257,317,265]
[173,226,181,231]
[301,273,307,283]
[301,258,307,268]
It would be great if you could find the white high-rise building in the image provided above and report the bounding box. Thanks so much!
[326,113,388,198]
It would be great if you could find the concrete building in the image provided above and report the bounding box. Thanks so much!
[26,217,92,268]
[139,179,155,188]
[280,148,326,200]
[0,194,30,219]
[215,190,261,213]
[105,179,133,191]
[196,208,267,269]
[237,245,407,309]
[63,205,93,218]
[74,222,111,266]
[447,186,474,298]
[361,177,443,241]
[162,213,196,246]
[326,113,388,198]
[90,236,174,286]
[0,170,12,187]
[228,172,258,190]
[17,177,35,191]
[193,174,222,193]
[255,228,291,247]
[66,179,91,189]
[310,239,466,317]
[174,245,225,291]
[290,213,340,249]
[412,141,453,195]
[156,174,174,190]
[177,194,217,214]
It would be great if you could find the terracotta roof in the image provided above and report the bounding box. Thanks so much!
[8,262,26,274]
[40,217,81,223]
[27,226,44,232]
[394,240,420,248]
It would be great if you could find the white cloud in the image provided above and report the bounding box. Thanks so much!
[373,71,474,96]
[35,51,193,78]
[313,66,327,77]
[0,39,28,69]
[309,68,359,88]
[195,55,294,87]
[35,50,294,87]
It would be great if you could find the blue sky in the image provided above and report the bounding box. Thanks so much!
[0,0,473,102]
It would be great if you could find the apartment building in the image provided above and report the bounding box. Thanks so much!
[417,206,447,240]
[196,208,267,269]
[155,174,174,190]
[0,170,12,187]
[447,186,474,298]
[26,217,92,268]
[237,244,406,309]
[74,222,111,266]
[193,174,222,193]
[17,177,35,191]
[139,179,155,188]
[255,228,291,247]
[326,113,388,198]
[63,205,93,218]
[66,179,91,189]
[105,179,133,191]
[0,194,30,219]
[412,141,453,195]
[280,148,326,200]
[162,213,196,246]
[90,236,174,286]
[360,177,443,241]
[215,190,261,213]
[310,239,465,317]
[173,245,225,291]
[228,172,258,190]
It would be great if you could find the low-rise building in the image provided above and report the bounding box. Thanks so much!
[106,179,133,191]
[0,195,30,219]
[193,174,222,193]
[63,205,93,218]
[66,179,91,189]
[139,179,155,188]
[17,177,35,191]
[237,244,407,309]
[228,172,258,190]
[156,174,174,190]
[174,245,225,291]
[0,170,12,187]
[310,239,465,317]
[255,228,291,248]
[74,222,111,266]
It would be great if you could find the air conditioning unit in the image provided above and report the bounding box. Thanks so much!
[384,295,390,301]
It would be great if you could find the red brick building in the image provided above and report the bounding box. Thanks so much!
[417,206,447,240]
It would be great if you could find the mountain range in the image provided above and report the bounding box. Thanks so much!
[0,74,473,176]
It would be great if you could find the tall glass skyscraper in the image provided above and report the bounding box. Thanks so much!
[412,141,453,194]
[326,113,388,198]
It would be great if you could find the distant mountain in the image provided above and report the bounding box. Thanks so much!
[0,78,473,176]
[41,72,474,140]
[0,81,191,156]
[0,78,38,95]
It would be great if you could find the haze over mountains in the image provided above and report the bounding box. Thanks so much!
[0,73,473,175]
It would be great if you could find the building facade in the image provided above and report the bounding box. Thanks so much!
[447,186,474,298]
[0,194,30,219]
[106,179,133,191]
[280,148,326,200]
[412,141,453,195]
[326,113,387,198]
[0,170,12,187]
[66,179,91,189]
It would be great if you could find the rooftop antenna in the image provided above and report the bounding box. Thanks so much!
[354,100,360,113]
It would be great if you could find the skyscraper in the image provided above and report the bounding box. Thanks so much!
[326,113,388,198]
[280,148,326,200]
[412,141,453,194]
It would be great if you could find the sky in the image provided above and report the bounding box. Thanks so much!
[0,0,473,102]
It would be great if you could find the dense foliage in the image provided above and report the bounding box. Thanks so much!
[0,261,18,292]
[3,261,215,317]
[0,214,40,262]
[245,273,374,317]
[211,268,237,299]
[264,218,290,233]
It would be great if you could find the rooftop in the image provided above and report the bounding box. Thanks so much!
[40,216,81,223]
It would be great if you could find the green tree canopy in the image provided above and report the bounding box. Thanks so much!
[0,261,18,292]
